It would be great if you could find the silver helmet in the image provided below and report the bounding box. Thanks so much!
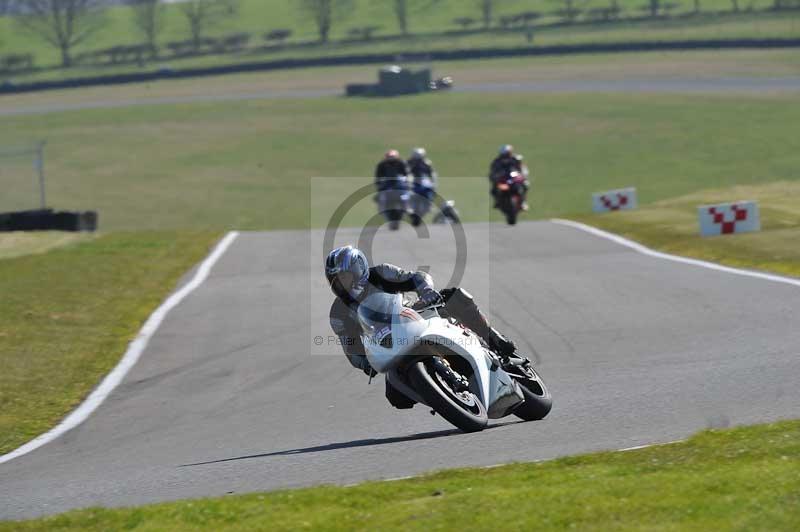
[325,246,369,299]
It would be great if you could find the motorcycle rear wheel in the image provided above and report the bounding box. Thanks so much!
[407,359,488,433]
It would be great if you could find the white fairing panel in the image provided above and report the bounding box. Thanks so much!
[360,292,523,416]
[360,292,426,374]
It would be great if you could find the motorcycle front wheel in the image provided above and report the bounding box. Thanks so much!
[407,358,488,433]
[511,366,552,421]
[499,195,518,225]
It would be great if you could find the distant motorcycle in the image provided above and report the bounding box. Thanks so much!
[493,170,527,226]
[359,291,552,432]
[408,175,435,227]
[377,175,409,230]
[430,76,454,91]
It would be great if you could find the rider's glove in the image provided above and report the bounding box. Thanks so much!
[412,289,443,311]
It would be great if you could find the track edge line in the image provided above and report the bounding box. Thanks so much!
[550,218,800,288]
[0,231,240,466]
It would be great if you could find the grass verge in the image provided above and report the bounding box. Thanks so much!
[571,181,800,278]
[0,232,94,260]
[2,92,799,230]
[0,231,221,456]
[2,419,798,530]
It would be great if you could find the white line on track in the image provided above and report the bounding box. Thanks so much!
[0,231,240,466]
[551,218,800,288]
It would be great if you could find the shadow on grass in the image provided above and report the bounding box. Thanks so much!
[180,421,523,467]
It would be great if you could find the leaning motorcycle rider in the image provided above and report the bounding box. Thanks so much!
[489,144,530,211]
[326,245,517,376]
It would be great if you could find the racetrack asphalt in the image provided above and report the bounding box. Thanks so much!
[1,76,799,116]
[1,220,799,521]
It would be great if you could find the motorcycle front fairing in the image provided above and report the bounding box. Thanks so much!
[414,319,524,418]
[359,292,426,374]
[359,292,524,418]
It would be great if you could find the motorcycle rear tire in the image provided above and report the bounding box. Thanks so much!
[407,360,488,433]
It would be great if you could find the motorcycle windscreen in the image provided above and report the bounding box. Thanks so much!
[358,292,401,349]
[359,292,427,372]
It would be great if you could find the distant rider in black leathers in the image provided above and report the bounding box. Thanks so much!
[489,144,530,211]
[375,149,410,193]
[325,246,517,376]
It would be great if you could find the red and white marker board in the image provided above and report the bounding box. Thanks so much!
[698,201,760,237]
[592,187,637,213]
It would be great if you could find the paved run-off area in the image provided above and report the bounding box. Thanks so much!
[1,221,799,520]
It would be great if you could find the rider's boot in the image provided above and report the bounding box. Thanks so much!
[486,327,517,358]
[442,288,517,358]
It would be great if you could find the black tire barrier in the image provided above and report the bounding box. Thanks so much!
[0,209,98,232]
[2,37,799,96]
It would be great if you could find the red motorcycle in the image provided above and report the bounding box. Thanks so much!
[493,171,527,225]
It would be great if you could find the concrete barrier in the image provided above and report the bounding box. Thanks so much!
[698,201,760,237]
[0,209,98,232]
[592,187,637,213]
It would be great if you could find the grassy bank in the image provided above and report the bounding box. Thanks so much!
[4,15,799,84]
[3,419,798,530]
[0,231,221,455]
[572,181,800,278]
[2,92,799,230]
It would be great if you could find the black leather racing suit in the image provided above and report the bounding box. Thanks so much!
[407,158,438,197]
[408,158,436,180]
[489,154,525,180]
[489,154,529,202]
[375,159,410,192]
[329,264,513,374]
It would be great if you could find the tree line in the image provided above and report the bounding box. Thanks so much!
[1,0,796,70]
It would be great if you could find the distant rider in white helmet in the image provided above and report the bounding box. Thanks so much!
[407,147,438,192]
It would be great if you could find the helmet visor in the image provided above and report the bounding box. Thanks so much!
[330,271,356,298]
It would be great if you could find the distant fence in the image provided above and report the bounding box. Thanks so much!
[2,37,800,95]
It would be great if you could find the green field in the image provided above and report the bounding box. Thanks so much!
[3,419,798,530]
[2,90,799,231]
[0,231,221,456]
[3,49,800,111]
[0,0,798,82]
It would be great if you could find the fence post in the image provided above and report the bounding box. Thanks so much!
[35,141,46,209]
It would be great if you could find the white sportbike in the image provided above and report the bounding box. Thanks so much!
[359,291,552,432]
